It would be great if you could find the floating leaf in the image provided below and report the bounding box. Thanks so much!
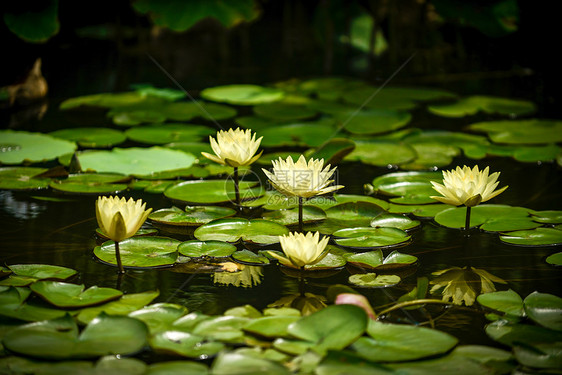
[232,250,270,265]
[0,264,77,286]
[371,171,441,204]
[429,96,536,117]
[49,128,126,148]
[305,201,387,235]
[77,290,160,324]
[435,205,540,232]
[333,227,411,249]
[500,226,562,246]
[531,211,562,224]
[30,281,122,308]
[307,138,356,165]
[546,252,562,266]
[150,331,225,359]
[78,147,196,176]
[211,352,290,375]
[0,287,67,322]
[253,103,316,121]
[348,273,401,288]
[0,167,51,190]
[352,320,458,362]
[260,122,336,147]
[147,361,209,375]
[49,173,129,194]
[94,236,179,268]
[194,218,289,244]
[201,84,284,105]
[178,240,236,258]
[243,315,300,338]
[262,206,326,226]
[468,119,562,144]
[345,250,417,270]
[400,142,460,170]
[345,140,416,167]
[125,124,214,144]
[370,213,420,231]
[477,289,525,319]
[149,206,236,226]
[0,130,77,165]
[339,109,411,135]
[129,303,188,334]
[165,180,264,205]
[524,292,562,331]
[3,0,59,43]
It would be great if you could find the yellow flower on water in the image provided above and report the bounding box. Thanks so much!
[96,196,152,242]
[430,165,508,207]
[268,231,329,268]
[262,155,344,198]
[201,127,263,167]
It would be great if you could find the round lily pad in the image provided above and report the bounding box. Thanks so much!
[348,273,401,288]
[49,128,126,148]
[253,103,316,121]
[164,180,264,205]
[95,227,158,240]
[232,249,270,265]
[524,292,562,331]
[531,211,562,224]
[345,250,417,270]
[30,281,123,308]
[60,91,160,110]
[476,289,525,319]
[371,171,442,204]
[125,124,214,144]
[370,213,420,231]
[400,142,460,170]
[500,226,562,246]
[344,140,416,167]
[201,84,285,105]
[262,206,327,226]
[149,206,236,226]
[388,203,451,218]
[49,173,130,194]
[428,96,536,118]
[94,236,180,268]
[150,331,225,358]
[178,240,236,258]
[194,218,289,244]
[0,167,50,190]
[260,122,336,147]
[0,130,77,165]
[403,130,491,159]
[339,109,412,135]
[468,119,562,144]
[304,201,387,235]
[8,264,77,280]
[112,101,237,124]
[546,252,562,266]
[76,290,160,324]
[78,147,196,176]
[333,227,411,249]
[434,205,540,232]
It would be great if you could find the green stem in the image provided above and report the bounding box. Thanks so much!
[377,299,452,317]
[233,166,240,209]
[465,206,472,232]
[115,241,125,274]
[298,196,303,232]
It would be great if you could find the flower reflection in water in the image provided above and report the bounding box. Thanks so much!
[213,262,263,288]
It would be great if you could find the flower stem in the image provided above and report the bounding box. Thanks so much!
[298,197,303,232]
[377,299,452,317]
[115,241,125,274]
[465,206,472,232]
[233,166,240,209]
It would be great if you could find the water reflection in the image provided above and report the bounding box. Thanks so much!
[0,192,46,220]
[212,263,263,288]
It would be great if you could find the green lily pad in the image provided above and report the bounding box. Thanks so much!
[345,86,457,109]
[403,130,491,159]
[260,122,336,147]
[500,226,562,246]
[192,315,249,342]
[524,292,562,331]
[211,352,290,375]
[531,211,562,224]
[0,287,68,322]
[125,124,214,144]
[304,201,387,235]
[512,144,562,162]
[147,361,209,375]
[243,315,300,339]
[262,206,326,226]
[339,109,411,135]
[352,320,458,362]
[111,110,167,126]
[194,218,289,244]
[60,91,163,110]
[434,205,541,232]
[129,303,188,334]
[546,252,562,266]
[165,141,212,156]
[49,173,130,194]
[149,331,225,358]
[371,171,441,204]
[95,227,158,240]
[428,96,536,118]
[2,313,148,359]
[232,250,270,265]
[476,289,525,319]
[178,240,236,258]
[0,130,77,165]
[30,281,122,308]
[201,84,285,105]
[387,203,454,218]
[78,147,196,176]
[253,103,316,121]
[345,250,417,270]
[94,236,180,268]
[468,119,562,145]
[400,142,460,170]
[165,180,264,205]
[149,206,236,226]
[0,167,51,190]
[49,128,126,148]
[0,264,77,286]
[287,304,368,353]
[345,140,416,167]
[307,138,356,165]
[77,290,160,324]
[333,227,411,249]
[348,273,401,288]
[370,213,421,231]
[389,352,495,374]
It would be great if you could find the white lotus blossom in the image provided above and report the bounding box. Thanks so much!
[95,196,152,242]
[201,127,262,167]
[268,231,329,268]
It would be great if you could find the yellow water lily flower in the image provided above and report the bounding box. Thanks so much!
[262,155,344,198]
[430,165,508,207]
[201,127,263,167]
[96,196,152,242]
[268,231,329,268]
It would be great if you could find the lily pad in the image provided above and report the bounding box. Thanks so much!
[77,290,160,324]
[262,206,327,226]
[370,213,420,231]
[352,320,458,362]
[260,122,336,147]
[149,206,236,226]
[178,240,236,258]
[400,142,460,170]
[468,119,562,144]
[428,96,536,117]
[333,227,411,249]
[60,91,163,110]
[434,205,540,232]
[0,264,77,287]
[232,250,270,265]
[304,201,387,235]
[2,313,148,359]
[546,252,562,266]
[30,281,122,308]
[49,128,126,148]
[339,109,412,135]
[125,124,214,144]
[211,352,290,375]
[531,210,562,224]
[499,226,562,246]
[403,130,491,159]
[194,218,289,244]
[200,84,285,105]
[307,138,356,165]
[345,140,416,167]
[476,289,525,319]
[49,173,130,194]
[0,130,77,165]
[0,287,68,322]
[0,167,51,190]
[345,250,417,270]
[94,236,180,268]
[524,292,562,331]
[348,273,401,288]
[129,303,188,334]
[165,180,264,205]
[253,103,316,121]
[150,331,225,358]
[243,315,300,338]
[147,361,209,375]
[371,171,441,204]
[78,147,196,176]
